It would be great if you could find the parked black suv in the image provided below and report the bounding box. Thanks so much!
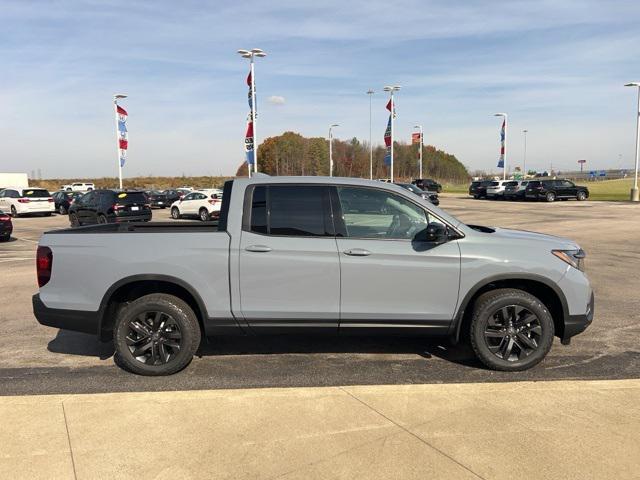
[144,190,169,209]
[52,191,83,214]
[412,178,442,193]
[0,210,12,241]
[469,180,493,199]
[68,190,152,226]
[162,189,183,205]
[525,179,589,202]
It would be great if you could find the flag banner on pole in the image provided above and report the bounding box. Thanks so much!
[411,132,421,144]
[384,115,392,166]
[117,105,128,168]
[385,99,396,118]
[244,69,255,165]
[244,115,255,165]
[497,119,505,168]
[247,69,256,116]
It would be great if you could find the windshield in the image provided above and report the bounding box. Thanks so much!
[399,184,420,193]
[114,192,148,204]
[505,181,518,186]
[21,189,50,197]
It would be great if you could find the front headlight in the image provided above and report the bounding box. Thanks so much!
[552,249,586,272]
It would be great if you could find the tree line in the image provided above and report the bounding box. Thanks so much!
[235,131,470,182]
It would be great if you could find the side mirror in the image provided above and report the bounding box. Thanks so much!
[415,222,447,243]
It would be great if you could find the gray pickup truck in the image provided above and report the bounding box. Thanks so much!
[33,176,594,375]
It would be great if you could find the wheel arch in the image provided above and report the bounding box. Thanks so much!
[97,274,208,342]
[450,274,569,344]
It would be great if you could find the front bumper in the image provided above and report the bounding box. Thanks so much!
[33,294,99,336]
[561,292,595,344]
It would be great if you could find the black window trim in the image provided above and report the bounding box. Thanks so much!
[241,182,463,241]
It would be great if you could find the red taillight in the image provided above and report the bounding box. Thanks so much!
[18,198,30,203]
[0,215,10,221]
[113,204,123,211]
[48,198,54,202]
[36,246,53,287]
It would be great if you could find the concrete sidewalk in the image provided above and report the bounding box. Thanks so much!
[1,380,639,480]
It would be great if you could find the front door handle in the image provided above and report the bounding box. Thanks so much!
[245,245,272,253]
[343,248,371,256]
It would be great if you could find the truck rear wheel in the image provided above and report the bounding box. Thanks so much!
[113,293,201,376]
[469,289,554,371]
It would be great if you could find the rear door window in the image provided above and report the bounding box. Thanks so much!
[248,185,331,237]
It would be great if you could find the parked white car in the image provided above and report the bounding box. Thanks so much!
[486,180,509,199]
[170,189,222,221]
[0,187,55,216]
[62,183,95,192]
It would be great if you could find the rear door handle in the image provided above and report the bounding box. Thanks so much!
[343,248,371,256]
[245,245,272,253]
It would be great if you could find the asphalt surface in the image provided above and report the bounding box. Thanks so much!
[1,196,639,395]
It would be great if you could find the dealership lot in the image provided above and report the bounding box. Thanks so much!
[1,196,639,395]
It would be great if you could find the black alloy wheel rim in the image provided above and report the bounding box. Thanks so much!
[483,305,542,362]
[125,311,182,366]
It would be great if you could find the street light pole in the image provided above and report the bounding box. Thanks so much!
[494,113,508,181]
[414,125,423,179]
[114,94,127,190]
[367,90,374,179]
[522,129,528,178]
[237,48,267,175]
[384,86,401,182]
[329,124,339,177]
[625,82,640,202]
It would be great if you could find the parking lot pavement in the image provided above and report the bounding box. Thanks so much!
[1,197,639,395]
[2,379,639,479]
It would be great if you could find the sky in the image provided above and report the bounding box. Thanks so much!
[2,0,640,178]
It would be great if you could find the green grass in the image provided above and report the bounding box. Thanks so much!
[582,178,636,201]
[442,183,469,194]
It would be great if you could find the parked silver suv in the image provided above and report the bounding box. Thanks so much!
[33,177,594,375]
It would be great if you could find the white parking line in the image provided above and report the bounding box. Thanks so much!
[16,237,39,243]
[0,257,32,262]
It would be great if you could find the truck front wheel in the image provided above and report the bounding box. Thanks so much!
[469,289,554,371]
[114,293,201,376]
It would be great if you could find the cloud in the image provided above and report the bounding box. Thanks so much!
[267,95,286,106]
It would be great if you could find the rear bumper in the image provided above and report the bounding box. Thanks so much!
[114,213,152,223]
[33,294,99,336]
[15,204,55,214]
